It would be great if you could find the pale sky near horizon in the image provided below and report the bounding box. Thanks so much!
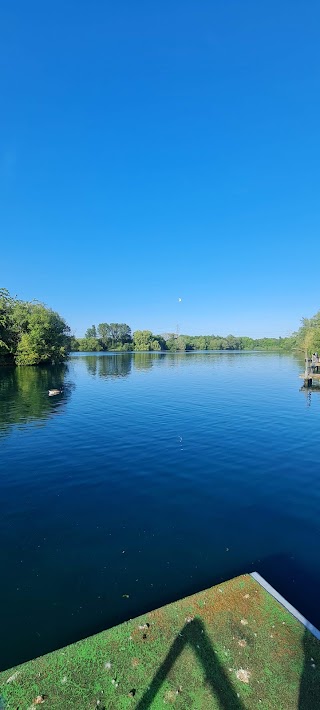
[1,1,319,337]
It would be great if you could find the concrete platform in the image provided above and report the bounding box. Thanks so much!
[0,573,319,709]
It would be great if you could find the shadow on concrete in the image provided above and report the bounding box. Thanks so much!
[136,618,245,710]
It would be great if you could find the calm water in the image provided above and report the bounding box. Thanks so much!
[1,351,320,670]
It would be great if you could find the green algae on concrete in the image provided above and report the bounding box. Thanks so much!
[1,574,319,709]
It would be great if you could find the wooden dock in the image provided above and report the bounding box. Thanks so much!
[300,372,320,380]
[300,355,320,387]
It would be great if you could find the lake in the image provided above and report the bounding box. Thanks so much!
[0,351,319,670]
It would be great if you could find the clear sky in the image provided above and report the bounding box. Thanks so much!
[1,1,319,337]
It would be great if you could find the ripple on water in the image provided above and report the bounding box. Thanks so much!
[0,351,319,670]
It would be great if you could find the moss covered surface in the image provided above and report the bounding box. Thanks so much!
[0,574,319,709]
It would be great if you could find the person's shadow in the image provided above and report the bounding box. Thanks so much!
[136,617,245,709]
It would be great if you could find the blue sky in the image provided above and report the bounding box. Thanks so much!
[1,1,319,337]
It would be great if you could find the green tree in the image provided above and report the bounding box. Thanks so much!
[97,323,132,349]
[15,304,70,365]
[175,335,188,351]
[69,336,81,351]
[117,342,133,351]
[193,336,206,350]
[108,323,131,346]
[116,323,132,344]
[153,334,167,350]
[133,330,154,351]
[0,289,71,365]
[296,311,320,354]
[85,325,97,339]
[224,335,241,350]
[132,331,165,351]
[0,288,16,359]
[239,336,255,350]
[166,336,178,351]
[78,337,103,352]
[97,323,110,349]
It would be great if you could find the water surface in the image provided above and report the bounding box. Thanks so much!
[0,352,319,670]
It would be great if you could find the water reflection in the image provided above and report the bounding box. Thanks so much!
[300,385,320,407]
[133,352,164,370]
[1,351,320,671]
[84,357,98,377]
[77,350,305,378]
[81,354,132,378]
[0,364,72,436]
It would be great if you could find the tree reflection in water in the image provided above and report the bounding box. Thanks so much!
[82,353,132,379]
[0,364,73,436]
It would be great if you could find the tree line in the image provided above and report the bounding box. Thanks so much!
[71,325,167,352]
[72,324,295,353]
[2,287,320,365]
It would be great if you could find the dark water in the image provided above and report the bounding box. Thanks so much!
[0,352,320,670]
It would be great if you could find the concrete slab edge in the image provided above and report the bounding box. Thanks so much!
[251,572,320,641]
